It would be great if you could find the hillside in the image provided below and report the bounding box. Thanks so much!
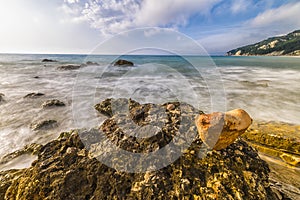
[227,30,300,56]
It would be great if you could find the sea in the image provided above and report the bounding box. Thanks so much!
[0,53,299,170]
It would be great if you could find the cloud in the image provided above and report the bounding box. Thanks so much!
[198,1,300,53]
[230,0,251,14]
[249,1,300,30]
[62,0,222,36]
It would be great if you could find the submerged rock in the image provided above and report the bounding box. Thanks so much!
[195,109,252,150]
[86,61,99,66]
[0,144,42,166]
[113,59,134,66]
[57,64,82,70]
[42,99,66,108]
[0,93,5,102]
[30,119,58,131]
[23,92,45,98]
[42,59,57,62]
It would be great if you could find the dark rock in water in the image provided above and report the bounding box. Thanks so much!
[86,61,99,66]
[0,99,285,199]
[23,92,45,98]
[0,143,42,165]
[42,59,57,62]
[33,76,40,79]
[30,119,58,130]
[42,99,66,108]
[0,93,5,102]
[57,64,82,70]
[114,59,134,66]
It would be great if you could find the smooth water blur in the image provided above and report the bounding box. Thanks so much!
[0,53,299,162]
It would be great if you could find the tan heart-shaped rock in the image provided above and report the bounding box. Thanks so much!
[195,109,252,150]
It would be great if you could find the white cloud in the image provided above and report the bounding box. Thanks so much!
[62,0,222,36]
[249,2,300,30]
[230,0,251,14]
[64,0,80,4]
[199,1,300,53]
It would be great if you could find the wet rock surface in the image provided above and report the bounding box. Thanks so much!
[30,119,58,131]
[0,93,5,103]
[0,99,286,199]
[23,92,45,98]
[42,99,66,108]
[57,64,82,70]
[114,59,134,66]
[42,59,57,62]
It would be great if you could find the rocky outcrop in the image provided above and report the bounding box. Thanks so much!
[23,92,45,98]
[0,99,284,199]
[42,59,57,62]
[42,99,66,108]
[1,132,279,199]
[30,119,58,131]
[195,109,252,150]
[114,59,134,66]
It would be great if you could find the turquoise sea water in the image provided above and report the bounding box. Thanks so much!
[0,53,299,168]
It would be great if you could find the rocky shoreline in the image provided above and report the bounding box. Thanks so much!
[0,98,297,199]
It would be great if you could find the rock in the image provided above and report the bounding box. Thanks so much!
[42,99,66,108]
[86,61,99,66]
[243,121,300,166]
[0,143,42,165]
[33,76,40,79]
[166,103,175,110]
[195,109,252,150]
[1,131,279,199]
[0,93,5,102]
[23,92,45,98]
[57,64,82,70]
[94,98,113,117]
[0,99,282,199]
[113,59,134,66]
[42,59,57,62]
[30,119,58,131]
[0,169,24,199]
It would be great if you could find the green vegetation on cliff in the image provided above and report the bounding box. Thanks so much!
[227,30,300,56]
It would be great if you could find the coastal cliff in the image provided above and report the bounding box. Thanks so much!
[227,30,300,56]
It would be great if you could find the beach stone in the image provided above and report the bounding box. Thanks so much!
[113,59,134,66]
[195,109,252,150]
[30,119,58,131]
[57,64,82,70]
[42,59,57,62]
[23,92,45,98]
[42,99,66,108]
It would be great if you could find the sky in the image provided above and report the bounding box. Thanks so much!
[0,0,299,55]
